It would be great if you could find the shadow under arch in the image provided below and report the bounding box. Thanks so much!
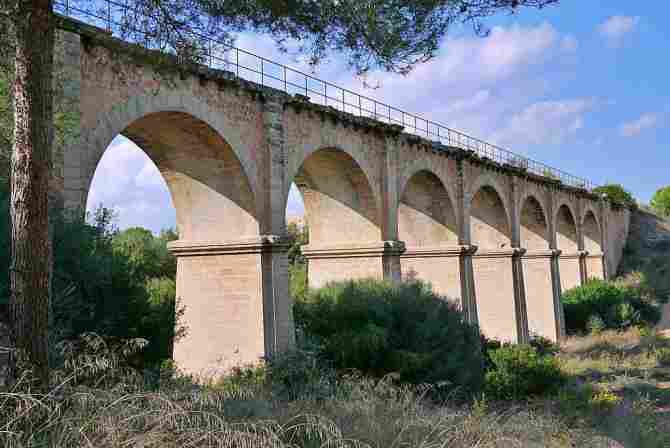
[290,147,381,246]
[470,185,511,250]
[583,210,602,253]
[555,204,579,253]
[520,195,550,250]
[87,111,259,242]
[399,169,458,247]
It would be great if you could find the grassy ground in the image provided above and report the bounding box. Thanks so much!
[557,327,670,446]
[2,329,670,447]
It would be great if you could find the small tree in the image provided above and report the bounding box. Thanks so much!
[650,186,670,217]
[593,184,636,208]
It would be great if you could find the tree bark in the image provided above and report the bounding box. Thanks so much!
[10,0,54,386]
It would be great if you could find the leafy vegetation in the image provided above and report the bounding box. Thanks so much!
[484,343,565,400]
[294,279,484,392]
[561,279,661,334]
[650,185,670,217]
[593,184,637,208]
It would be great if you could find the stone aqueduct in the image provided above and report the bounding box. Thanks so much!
[54,20,630,376]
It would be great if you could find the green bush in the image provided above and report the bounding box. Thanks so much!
[484,344,565,400]
[295,279,484,392]
[561,279,661,334]
[650,185,670,217]
[593,184,636,208]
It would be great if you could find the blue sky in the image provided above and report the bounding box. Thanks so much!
[87,1,669,233]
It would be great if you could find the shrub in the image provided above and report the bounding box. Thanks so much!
[295,279,484,392]
[562,279,661,334]
[650,185,670,217]
[593,184,636,208]
[484,344,566,400]
[587,315,606,335]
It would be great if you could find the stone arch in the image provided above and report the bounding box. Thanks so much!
[398,159,458,210]
[80,90,257,201]
[468,174,512,231]
[398,169,458,247]
[520,195,550,250]
[83,98,259,242]
[288,147,381,246]
[284,143,380,214]
[555,203,579,252]
[470,183,512,250]
[583,210,602,253]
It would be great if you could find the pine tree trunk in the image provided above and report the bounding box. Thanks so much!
[10,0,54,386]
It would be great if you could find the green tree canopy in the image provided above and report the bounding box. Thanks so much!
[593,184,636,208]
[650,186,670,217]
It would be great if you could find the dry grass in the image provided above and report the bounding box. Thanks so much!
[2,330,670,447]
[557,327,670,446]
[0,370,626,448]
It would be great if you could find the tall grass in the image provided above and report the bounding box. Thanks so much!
[1,369,608,448]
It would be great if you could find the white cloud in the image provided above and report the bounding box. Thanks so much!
[493,99,594,145]
[87,136,176,233]
[620,113,659,137]
[598,16,640,45]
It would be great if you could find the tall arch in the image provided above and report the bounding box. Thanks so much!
[79,102,286,377]
[398,169,460,299]
[520,195,559,340]
[292,147,387,288]
[70,91,259,213]
[520,195,550,250]
[555,204,581,291]
[583,210,602,253]
[469,184,521,342]
[399,170,458,247]
[470,185,512,250]
[555,204,579,252]
[293,147,381,246]
[583,210,605,280]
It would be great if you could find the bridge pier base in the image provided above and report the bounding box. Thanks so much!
[472,249,529,343]
[400,245,470,304]
[584,252,605,281]
[302,242,405,289]
[168,238,293,379]
[559,252,584,292]
[523,250,564,341]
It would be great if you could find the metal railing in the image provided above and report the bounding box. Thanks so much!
[54,0,596,191]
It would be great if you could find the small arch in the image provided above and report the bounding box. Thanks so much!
[398,159,458,210]
[285,144,380,213]
[288,147,381,246]
[470,185,512,250]
[555,204,578,252]
[583,210,602,253]
[468,174,512,229]
[520,195,550,250]
[399,170,458,247]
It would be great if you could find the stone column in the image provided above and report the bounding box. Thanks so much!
[523,249,563,341]
[459,246,479,325]
[169,237,291,378]
[512,250,530,344]
[472,248,527,343]
[302,241,405,288]
[456,159,479,325]
[509,177,529,343]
